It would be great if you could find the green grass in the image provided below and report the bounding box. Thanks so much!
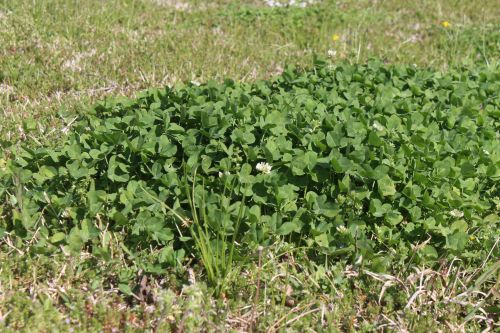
[1,0,498,144]
[1,0,499,332]
[1,243,498,332]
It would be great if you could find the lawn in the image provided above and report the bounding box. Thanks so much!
[0,0,499,332]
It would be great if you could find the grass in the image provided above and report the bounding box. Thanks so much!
[1,242,498,332]
[0,0,499,332]
[1,0,498,144]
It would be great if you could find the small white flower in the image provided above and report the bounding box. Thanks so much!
[336,225,348,234]
[218,171,231,178]
[191,80,201,86]
[372,122,384,131]
[483,149,490,155]
[327,49,337,57]
[449,209,464,218]
[255,162,272,174]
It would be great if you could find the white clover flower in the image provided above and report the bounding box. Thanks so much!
[336,225,348,234]
[449,209,464,218]
[327,49,337,57]
[372,122,384,131]
[256,162,272,174]
[218,171,230,178]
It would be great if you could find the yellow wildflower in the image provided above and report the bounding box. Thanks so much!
[441,21,450,28]
[332,34,340,42]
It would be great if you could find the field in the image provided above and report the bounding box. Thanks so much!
[0,0,499,332]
